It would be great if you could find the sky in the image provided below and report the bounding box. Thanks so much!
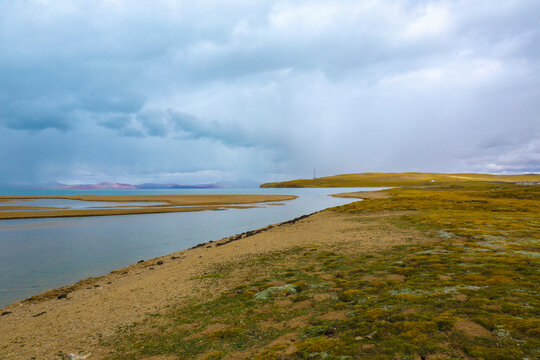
[0,0,539,185]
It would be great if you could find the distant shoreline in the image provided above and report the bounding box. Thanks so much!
[0,194,297,220]
[260,172,540,188]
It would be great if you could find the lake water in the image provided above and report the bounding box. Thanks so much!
[0,187,382,307]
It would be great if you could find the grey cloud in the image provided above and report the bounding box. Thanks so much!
[168,111,260,148]
[137,111,170,137]
[99,114,132,131]
[471,135,540,173]
[99,108,284,151]
[0,61,146,131]
[0,96,74,131]
[0,0,539,184]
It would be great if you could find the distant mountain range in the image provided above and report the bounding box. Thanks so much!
[2,180,260,190]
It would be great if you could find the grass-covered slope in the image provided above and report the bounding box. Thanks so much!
[260,172,540,188]
[105,183,539,359]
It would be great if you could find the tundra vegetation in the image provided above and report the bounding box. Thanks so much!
[105,181,539,359]
[260,172,540,188]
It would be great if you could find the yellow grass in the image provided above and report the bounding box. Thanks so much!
[260,172,540,188]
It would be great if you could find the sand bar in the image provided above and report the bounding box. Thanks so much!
[0,194,297,220]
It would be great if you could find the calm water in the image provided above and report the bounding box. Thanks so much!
[0,187,382,307]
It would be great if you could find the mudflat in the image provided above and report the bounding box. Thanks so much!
[0,194,297,220]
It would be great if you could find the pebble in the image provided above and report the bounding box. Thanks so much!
[68,353,91,359]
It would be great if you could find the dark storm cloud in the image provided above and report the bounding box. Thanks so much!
[0,0,538,183]
[168,110,278,148]
[98,108,285,150]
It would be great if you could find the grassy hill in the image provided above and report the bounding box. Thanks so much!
[260,172,540,188]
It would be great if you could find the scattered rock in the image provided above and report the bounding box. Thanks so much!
[215,214,313,248]
[494,326,512,339]
[438,230,453,239]
[32,311,46,317]
[149,267,154,270]
[355,330,377,340]
[254,284,298,300]
[68,353,91,359]
[137,260,144,263]
[57,294,67,300]
[171,256,180,260]
[366,330,377,339]
[93,285,101,288]
[190,242,208,249]
[157,260,164,265]
[1,311,12,316]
